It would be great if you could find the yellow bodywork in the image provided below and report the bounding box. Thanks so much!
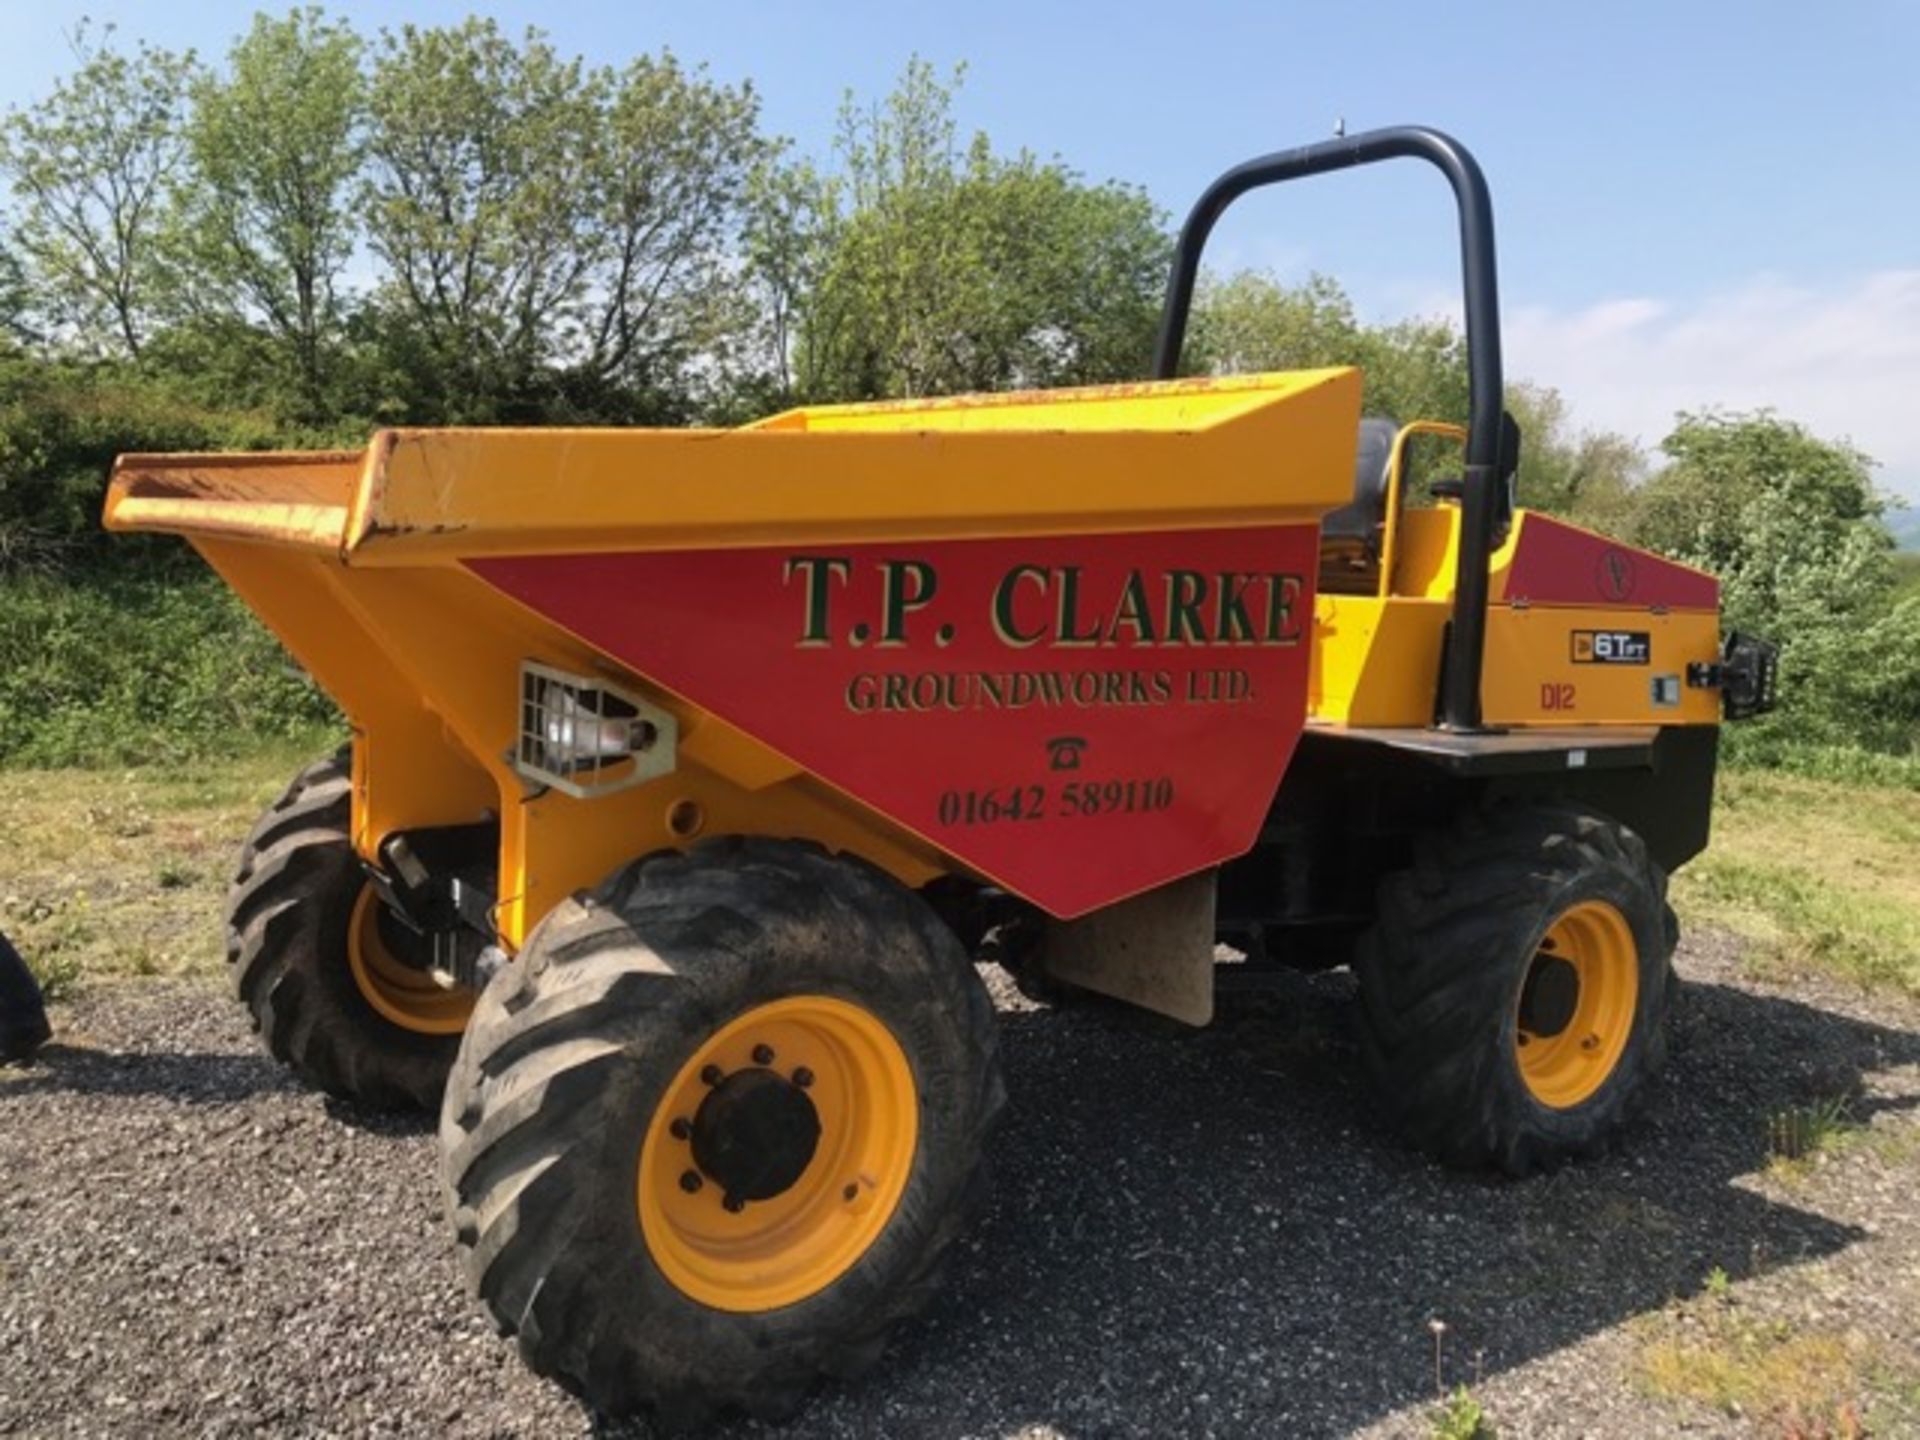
[105,371,1363,947]
[1312,446,1721,730]
[105,371,1719,948]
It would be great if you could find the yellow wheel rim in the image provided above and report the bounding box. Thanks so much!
[345,886,474,1036]
[637,995,918,1313]
[1513,899,1639,1109]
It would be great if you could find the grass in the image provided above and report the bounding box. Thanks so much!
[0,568,339,767]
[6,741,1917,1012]
[1764,1093,1920,1184]
[1673,767,1920,993]
[1,741,1914,1435]
[1430,1386,1496,1440]
[1639,1320,1872,1435]
[1769,1095,1858,1161]
[0,738,338,990]
[1723,735,1920,793]
[1634,1277,1902,1437]
[1767,1096,1866,1181]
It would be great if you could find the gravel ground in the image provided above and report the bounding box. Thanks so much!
[3,931,1919,1439]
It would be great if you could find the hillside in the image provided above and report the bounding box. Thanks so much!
[1890,505,1920,551]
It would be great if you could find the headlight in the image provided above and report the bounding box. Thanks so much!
[516,661,677,798]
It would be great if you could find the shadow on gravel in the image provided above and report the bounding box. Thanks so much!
[5,1042,435,1136]
[10,965,1917,1437]
[320,1095,437,1137]
[1,1042,297,1105]
[671,967,1920,1438]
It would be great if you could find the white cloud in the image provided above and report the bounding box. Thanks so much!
[1504,270,1920,501]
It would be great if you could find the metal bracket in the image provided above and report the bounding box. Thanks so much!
[1688,632,1779,721]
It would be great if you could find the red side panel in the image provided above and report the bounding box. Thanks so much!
[470,526,1320,918]
[1502,513,1719,611]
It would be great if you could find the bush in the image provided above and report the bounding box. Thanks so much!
[0,352,292,569]
[1630,412,1920,761]
[0,569,338,767]
[0,351,350,769]
[1719,730,1920,791]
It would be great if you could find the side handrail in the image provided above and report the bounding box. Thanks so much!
[1378,420,1469,600]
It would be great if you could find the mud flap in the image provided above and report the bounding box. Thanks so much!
[1039,871,1217,1026]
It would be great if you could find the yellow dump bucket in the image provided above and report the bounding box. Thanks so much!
[106,371,1361,943]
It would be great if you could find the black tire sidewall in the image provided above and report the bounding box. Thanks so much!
[444,841,1002,1413]
[229,750,463,1109]
[1355,803,1678,1172]
[548,938,976,1376]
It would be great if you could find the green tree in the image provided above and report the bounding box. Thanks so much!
[173,7,365,415]
[1187,269,1467,491]
[363,19,600,421]
[1187,270,1467,422]
[1189,271,1650,518]
[0,237,35,345]
[363,23,766,423]
[738,156,837,407]
[988,157,1168,388]
[0,353,283,570]
[789,59,1168,401]
[568,52,769,419]
[1504,382,1643,530]
[1635,410,1882,577]
[1186,270,1360,376]
[1634,411,1920,754]
[0,24,198,357]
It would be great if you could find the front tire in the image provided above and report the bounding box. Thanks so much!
[1353,802,1676,1175]
[227,750,471,1109]
[440,838,1004,1424]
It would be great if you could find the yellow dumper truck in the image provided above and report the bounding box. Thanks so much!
[105,127,1773,1421]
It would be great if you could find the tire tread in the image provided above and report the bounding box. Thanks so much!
[442,838,1004,1423]
[1353,799,1677,1175]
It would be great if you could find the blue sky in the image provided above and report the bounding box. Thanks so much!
[3,1,1917,495]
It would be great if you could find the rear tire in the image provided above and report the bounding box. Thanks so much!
[227,750,469,1110]
[0,927,51,1063]
[440,838,1004,1424]
[983,917,1080,1006]
[1353,801,1676,1175]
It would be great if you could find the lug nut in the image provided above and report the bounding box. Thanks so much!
[700,1064,724,1086]
[1581,1034,1600,1051]
[669,1118,691,1141]
[792,1066,814,1089]
[723,1194,746,1214]
[752,1044,775,1066]
[679,1170,703,1194]
[842,1183,858,1202]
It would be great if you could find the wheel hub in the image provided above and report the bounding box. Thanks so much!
[637,995,920,1312]
[1512,899,1639,1109]
[346,885,475,1036]
[690,1067,822,1204]
[1518,952,1579,1038]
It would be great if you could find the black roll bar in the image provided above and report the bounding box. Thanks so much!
[1151,125,1504,732]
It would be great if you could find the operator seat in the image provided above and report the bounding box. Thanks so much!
[1317,416,1400,596]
